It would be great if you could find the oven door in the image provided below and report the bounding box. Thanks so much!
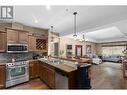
[6,65,28,81]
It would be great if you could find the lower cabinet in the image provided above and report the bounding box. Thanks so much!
[29,61,55,89]
[122,58,127,77]
[29,61,39,79]
[39,63,55,89]
[0,65,6,89]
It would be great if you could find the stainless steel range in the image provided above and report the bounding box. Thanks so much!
[6,61,29,88]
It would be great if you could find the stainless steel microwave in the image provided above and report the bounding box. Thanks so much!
[7,43,28,53]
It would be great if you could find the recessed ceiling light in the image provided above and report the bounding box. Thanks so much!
[46,5,51,10]
[35,19,38,23]
[32,15,38,23]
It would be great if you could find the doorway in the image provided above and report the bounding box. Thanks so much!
[75,45,82,57]
[54,42,59,57]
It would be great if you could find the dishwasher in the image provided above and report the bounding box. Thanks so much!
[55,69,68,89]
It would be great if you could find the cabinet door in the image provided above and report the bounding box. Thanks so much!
[46,67,55,88]
[29,61,39,80]
[0,65,6,89]
[7,29,18,43]
[29,62,35,79]
[40,64,47,83]
[19,32,28,44]
[0,32,6,52]
[40,67,44,81]
[34,61,39,78]
[40,64,55,88]
[28,35,36,51]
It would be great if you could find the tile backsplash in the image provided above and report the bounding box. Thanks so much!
[0,52,47,63]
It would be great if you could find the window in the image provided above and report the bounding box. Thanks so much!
[102,46,125,56]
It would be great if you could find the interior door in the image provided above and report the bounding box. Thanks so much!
[75,45,82,57]
[54,43,59,57]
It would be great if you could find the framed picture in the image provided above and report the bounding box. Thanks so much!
[86,45,91,54]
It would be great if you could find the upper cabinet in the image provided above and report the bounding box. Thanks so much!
[6,28,28,44]
[0,32,6,52]
[0,27,48,53]
[19,31,28,44]
[28,35,36,51]
[7,29,18,43]
[28,35,48,52]
[36,38,48,52]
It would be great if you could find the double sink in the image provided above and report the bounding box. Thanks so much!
[39,57,78,68]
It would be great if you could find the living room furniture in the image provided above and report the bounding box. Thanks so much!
[86,53,102,65]
[102,55,121,63]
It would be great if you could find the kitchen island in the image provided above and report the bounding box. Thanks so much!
[37,57,91,89]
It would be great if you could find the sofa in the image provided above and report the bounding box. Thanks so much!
[86,53,102,65]
[102,55,121,63]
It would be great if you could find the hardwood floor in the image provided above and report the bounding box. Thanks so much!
[91,62,127,89]
[9,78,49,89]
[9,62,127,89]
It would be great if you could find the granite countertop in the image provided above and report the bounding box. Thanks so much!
[52,56,91,63]
[38,58,77,73]
[38,58,91,73]
[52,64,77,73]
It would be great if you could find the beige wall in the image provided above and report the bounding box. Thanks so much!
[96,43,102,55]
[48,33,98,57]
[48,32,60,56]
[59,37,97,57]
[48,35,127,57]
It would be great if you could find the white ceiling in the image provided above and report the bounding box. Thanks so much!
[64,26,127,43]
[5,6,127,42]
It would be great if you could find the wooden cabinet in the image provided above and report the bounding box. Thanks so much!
[0,32,6,52]
[122,58,127,77]
[6,28,28,44]
[29,61,39,79]
[46,67,55,88]
[39,62,55,88]
[0,65,6,89]
[7,29,18,43]
[36,38,48,52]
[28,35,36,51]
[18,32,28,44]
[29,61,55,88]
[28,35,48,52]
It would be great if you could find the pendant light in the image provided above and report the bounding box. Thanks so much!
[79,34,85,42]
[73,12,77,38]
[82,34,85,41]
